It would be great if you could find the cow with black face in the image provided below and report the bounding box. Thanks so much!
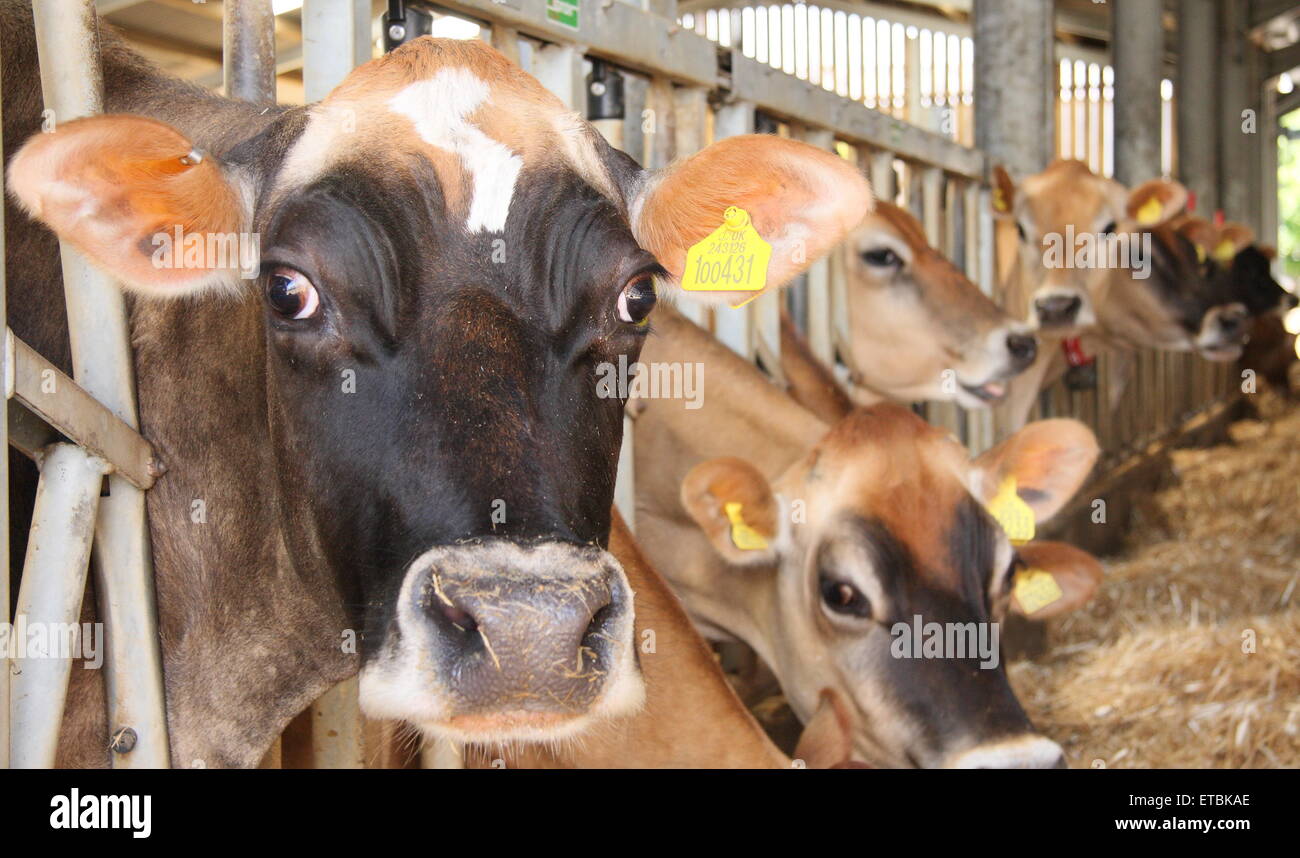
[3,1,870,766]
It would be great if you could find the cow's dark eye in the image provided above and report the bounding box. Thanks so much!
[1016,222,1028,242]
[819,574,872,619]
[861,248,901,268]
[266,267,319,320]
[617,273,656,325]
[1100,221,1117,235]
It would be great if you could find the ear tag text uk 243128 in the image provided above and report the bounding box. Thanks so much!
[682,206,771,300]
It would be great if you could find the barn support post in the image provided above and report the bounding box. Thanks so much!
[1218,0,1257,229]
[8,444,106,768]
[302,0,372,103]
[973,0,1054,176]
[1176,0,1219,214]
[1112,0,1164,185]
[224,0,278,103]
[798,129,837,365]
[30,0,170,769]
[672,86,710,329]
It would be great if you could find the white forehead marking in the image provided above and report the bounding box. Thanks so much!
[387,67,523,233]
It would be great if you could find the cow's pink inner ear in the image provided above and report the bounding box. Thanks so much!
[632,135,871,293]
[973,418,1099,523]
[7,113,248,296]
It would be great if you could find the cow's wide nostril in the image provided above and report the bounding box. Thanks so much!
[1034,294,1082,323]
[1005,332,1038,365]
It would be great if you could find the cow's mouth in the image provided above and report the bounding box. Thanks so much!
[1198,342,1244,362]
[961,380,1008,402]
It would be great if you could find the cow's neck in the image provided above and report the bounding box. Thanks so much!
[633,303,824,666]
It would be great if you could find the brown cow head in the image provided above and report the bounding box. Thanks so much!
[679,405,1101,767]
[838,202,1037,408]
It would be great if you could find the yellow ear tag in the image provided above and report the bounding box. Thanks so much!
[682,206,772,297]
[1213,239,1236,263]
[993,187,1009,213]
[1135,196,1163,226]
[1195,243,1207,264]
[723,501,769,551]
[1012,568,1064,615]
[986,475,1035,545]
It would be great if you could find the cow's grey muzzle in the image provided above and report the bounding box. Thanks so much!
[359,539,644,743]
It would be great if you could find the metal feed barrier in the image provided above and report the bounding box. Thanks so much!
[3,0,1253,769]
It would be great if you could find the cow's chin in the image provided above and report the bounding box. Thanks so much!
[356,645,646,747]
[358,664,646,747]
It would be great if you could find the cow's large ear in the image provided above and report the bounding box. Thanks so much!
[1010,541,1104,619]
[990,164,1016,218]
[973,419,1098,523]
[1125,178,1187,227]
[7,114,250,296]
[680,456,780,566]
[1214,222,1256,263]
[631,135,870,302]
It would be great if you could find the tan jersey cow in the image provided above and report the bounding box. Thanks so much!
[990,160,1247,428]
[632,305,1103,767]
[782,202,1037,416]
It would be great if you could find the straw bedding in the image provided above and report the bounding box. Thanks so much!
[1009,385,1300,768]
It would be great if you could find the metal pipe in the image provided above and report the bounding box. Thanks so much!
[1113,0,1164,185]
[31,0,170,768]
[224,0,278,104]
[302,0,372,103]
[8,444,106,768]
[973,0,1054,175]
[1177,0,1219,213]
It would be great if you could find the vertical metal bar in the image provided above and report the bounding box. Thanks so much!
[712,99,757,360]
[302,0,372,103]
[534,43,585,110]
[1112,0,1163,185]
[224,0,277,104]
[673,86,710,328]
[9,444,105,768]
[870,150,895,205]
[799,129,836,365]
[306,677,365,768]
[31,0,170,768]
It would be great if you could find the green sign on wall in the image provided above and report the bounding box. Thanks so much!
[546,0,580,31]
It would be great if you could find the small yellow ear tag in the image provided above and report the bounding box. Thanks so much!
[1012,568,1063,615]
[723,501,769,551]
[682,206,772,296]
[1135,196,1163,226]
[993,187,1009,213]
[1213,239,1236,263]
[986,475,1035,544]
[1195,243,1207,264]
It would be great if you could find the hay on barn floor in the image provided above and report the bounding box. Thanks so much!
[1010,386,1300,768]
